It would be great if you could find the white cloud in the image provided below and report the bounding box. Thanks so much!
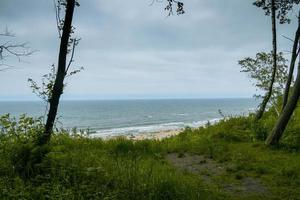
[0,0,296,100]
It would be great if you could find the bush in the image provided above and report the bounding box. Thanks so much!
[0,114,44,143]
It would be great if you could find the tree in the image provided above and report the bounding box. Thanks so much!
[254,1,300,145]
[253,0,278,120]
[266,15,300,145]
[32,0,182,146]
[150,0,185,16]
[36,0,80,145]
[239,52,288,116]
[253,0,300,112]
[253,0,300,119]
[164,0,185,16]
[266,57,300,145]
[0,28,33,71]
[254,0,300,24]
[282,12,300,109]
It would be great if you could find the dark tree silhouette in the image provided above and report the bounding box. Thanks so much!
[150,0,185,16]
[254,0,300,24]
[37,0,80,145]
[164,0,184,16]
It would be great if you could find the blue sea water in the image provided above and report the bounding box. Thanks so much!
[0,99,258,137]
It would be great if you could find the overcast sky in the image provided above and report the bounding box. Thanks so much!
[0,0,298,100]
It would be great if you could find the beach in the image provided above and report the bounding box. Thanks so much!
[125,129,184,140]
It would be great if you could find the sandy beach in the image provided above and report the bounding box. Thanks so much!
[90,118,222,141]
[94,128,185,141]
[126,129,184,141]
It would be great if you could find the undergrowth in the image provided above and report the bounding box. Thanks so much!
[0,106,300,199]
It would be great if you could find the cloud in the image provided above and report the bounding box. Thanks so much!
[0,0,297,100]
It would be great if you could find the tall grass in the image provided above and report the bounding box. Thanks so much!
[0,106,300,199]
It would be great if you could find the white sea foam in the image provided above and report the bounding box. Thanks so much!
[89,118,222,138]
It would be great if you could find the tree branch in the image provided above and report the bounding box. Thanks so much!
[65,38,77,74]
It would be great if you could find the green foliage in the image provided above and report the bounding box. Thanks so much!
[0,114,50,179]
[0,114,43,143]
[0,117,212,199]
[239,52,288,102]
[28,65,56,102]
[1,107,300,199]
[28,64,84,103]
[239,52,288,116]
[161,110,300,199]
[253,0,300,24]
[279,102,300,150]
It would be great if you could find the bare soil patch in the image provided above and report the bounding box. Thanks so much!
[166,153,269,197]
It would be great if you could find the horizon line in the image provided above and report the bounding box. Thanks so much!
[0,97,255,102]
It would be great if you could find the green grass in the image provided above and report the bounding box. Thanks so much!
[0,108,300,199]
[0,135,215,200]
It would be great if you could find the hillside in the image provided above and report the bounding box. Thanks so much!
[1,108,300,200]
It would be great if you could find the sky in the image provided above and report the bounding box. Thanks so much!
[0,0,299,100]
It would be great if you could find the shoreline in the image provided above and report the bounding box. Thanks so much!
[125,128,184,141]
[88,118,222,141]
[88,128,184,141]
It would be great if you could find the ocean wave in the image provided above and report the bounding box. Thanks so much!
[89,118,221,138]
[174,113,189,116]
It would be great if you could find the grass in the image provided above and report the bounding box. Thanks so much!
[0,108,300,199]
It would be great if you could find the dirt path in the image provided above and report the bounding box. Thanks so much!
[166,153,269,198]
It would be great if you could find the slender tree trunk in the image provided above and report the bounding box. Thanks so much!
[266,59,300,145]
[38,0,75,145]
[282,13,300,110]
[256,0,277,120]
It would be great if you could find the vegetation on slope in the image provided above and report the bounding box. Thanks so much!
[0,105,300,199]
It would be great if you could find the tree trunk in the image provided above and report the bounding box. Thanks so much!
[282,13,300,110]
[38,0,75,145]
[256,0,277,120]
[266,59,300,145]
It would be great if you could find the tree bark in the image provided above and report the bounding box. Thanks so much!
[38,0,75,145]
[256,0,277,120]
[282,13,300,110]
[266,59,300,145]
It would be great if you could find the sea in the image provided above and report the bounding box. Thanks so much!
[0,99,258,137]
